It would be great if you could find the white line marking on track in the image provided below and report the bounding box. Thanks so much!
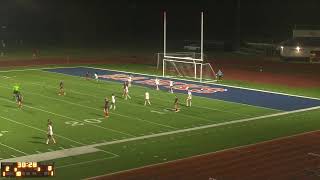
[10,155,17,158]
[308,152,320,158]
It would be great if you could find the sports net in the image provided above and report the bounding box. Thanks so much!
[156,52,204,69]
[163,59,216,82]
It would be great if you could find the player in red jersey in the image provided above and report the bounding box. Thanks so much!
[104,97,110,118]
[58,81,65,96]
[174,95,179,112]
[17,93,23,108]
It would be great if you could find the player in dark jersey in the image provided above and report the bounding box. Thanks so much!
[17,93,23,108]
[104,97,110,118]
[174,95,179,112]
[58,81,65,96]
[122,81,128,97]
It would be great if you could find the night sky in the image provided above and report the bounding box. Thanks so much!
[0,0,320,45]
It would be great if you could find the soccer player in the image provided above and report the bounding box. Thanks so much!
[46,121,56,144]
[110,93,116,110]
[216,69,223,81]
[124,85,131,100]
[144,91,151,106]
[17,93,23,108]
[186,90,192,107]
[58,81,65,96]
[104,97,110,118]
[12,84,20,100]
[128,75,132,87]
[85,71,90,80]
[174,95,180,112]
[155,78,160,90]
[94,72,99,81]
[169,80,174,93]
[122,81,128,97]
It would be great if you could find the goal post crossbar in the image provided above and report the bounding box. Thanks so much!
[163,55,203,62]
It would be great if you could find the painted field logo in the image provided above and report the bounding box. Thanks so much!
[100,73,227,94]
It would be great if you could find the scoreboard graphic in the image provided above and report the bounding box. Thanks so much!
[1,162,54,177]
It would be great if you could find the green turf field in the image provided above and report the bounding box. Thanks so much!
[0,66,320,180]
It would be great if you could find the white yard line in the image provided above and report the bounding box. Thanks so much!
[26,82,179,130]
[2,66,319,101]
[0,142,28,155]
[1,146,111,162]
[81,106,320,149]
[87,66,320,101]
[0,97,135,138]
[25,77,252,123]
[44,68,279,112]
[0,115,85,146]
[0,68,40,73]
[56,155,119,169]
[1,105,319,169]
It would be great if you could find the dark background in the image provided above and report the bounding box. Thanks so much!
[0,0,319,47]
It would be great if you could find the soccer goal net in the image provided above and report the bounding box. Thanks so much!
[162,56,216,82]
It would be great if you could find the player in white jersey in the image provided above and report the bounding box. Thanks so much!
[155,78,160,90]
[169,80,174,93]
[46,120,56,144]
[128,75,132,87]
[186,90,192,107]
[94,72,99,81]
[124,86,131,100]
[144,91,151,106]
[110,93,116,110]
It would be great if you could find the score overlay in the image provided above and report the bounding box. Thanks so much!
[1,162,54,177]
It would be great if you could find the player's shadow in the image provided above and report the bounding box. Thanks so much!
[29,141,46,144]
[2,104,16,109]
[32,136,45,140]
[90,112,102,117]
[29,136,46,144]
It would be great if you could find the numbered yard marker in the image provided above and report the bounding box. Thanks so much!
[65,121,84,126]
[83,119,102,124]
[65,119,102,127]
[0,130,9,137]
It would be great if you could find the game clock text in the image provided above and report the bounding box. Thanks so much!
[1,162,54,177]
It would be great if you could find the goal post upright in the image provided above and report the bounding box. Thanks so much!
[163,11,166,77]
[194,61,197,79]
[162,11,212,81]
[201,11,204,61]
